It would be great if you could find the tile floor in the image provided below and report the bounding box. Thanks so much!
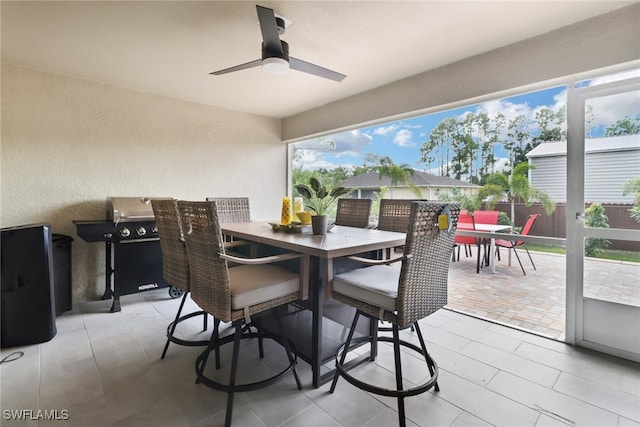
[1,290,639,427]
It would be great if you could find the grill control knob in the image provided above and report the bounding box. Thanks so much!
[136,226,147,237]
[120,227,131,238]
[151,226,158,234]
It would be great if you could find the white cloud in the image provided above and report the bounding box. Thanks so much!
[394,129,415,147]
[331,130,373,155]
[374,124,400,136]
[293,130,372,170]
[587,91,640,128]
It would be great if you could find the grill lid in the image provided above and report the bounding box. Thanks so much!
[107,197,172,222]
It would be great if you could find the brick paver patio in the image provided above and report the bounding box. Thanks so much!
[446,248,640,341]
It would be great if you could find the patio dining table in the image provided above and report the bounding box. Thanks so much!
[219,221,406,387]
[456,223,512,273]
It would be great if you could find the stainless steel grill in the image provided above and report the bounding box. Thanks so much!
[74,197,181,312]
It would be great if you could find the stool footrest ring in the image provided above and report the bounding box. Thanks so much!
[195,331,299,394]
[166,310,210,347]
[335,335,438,398]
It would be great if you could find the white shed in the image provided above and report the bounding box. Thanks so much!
[526,135,640,203]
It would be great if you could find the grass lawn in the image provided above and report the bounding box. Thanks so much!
[527,244,640,263]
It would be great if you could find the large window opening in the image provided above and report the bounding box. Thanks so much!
[290,68,640,342]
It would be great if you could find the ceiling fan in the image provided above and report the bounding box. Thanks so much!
[210,5,346,82]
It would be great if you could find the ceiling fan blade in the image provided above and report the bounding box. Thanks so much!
[289,57,346,82]
[210,59,262,75]
[256,5,283,56]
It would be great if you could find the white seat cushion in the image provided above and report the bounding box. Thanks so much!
[229,264,300,310]
[333,264,400,312]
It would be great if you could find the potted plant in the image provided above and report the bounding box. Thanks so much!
[295,177,348,234]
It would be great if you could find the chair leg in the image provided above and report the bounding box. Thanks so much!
[257,323,265,359]
[392,325,406,427]
[475,244,481,273]
[369,316,379,361]
[213,318,221,370]
[523,244,536,270]
[330,310,361,393]
[413,322,439,392]
[224,321,243,427]
[196,318,221,384]
[272,309,302,390]
[511,246,526,276]
[162,292,189,359]
[203,311,208,332]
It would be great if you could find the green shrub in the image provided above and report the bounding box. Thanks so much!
[584,203,610,257]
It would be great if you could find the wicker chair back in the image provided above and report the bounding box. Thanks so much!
[177,200,231,321]
[377,199,420,233]
[151,199,190,292]
[396,201,460,326]
[205,197,251,223]
[335,198,372,228]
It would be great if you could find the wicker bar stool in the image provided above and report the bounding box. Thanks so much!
[376,199,421,259]
[205,197,251,223]
[206,197,254,256]
[177,200,309,427]
[151,199,210,359]
[329,201,460,427]
[335,198,372,228]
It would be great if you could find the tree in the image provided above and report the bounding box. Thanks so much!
[419,117,458,176]
[478,162,556,225]
[533,107,566,144]
[504,114,532,168]
[604,116,640,136]
[622,177,640,222]
[370,155,421,199]
[437,187,480,213]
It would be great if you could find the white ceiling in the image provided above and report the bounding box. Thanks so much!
[1,1,633,119]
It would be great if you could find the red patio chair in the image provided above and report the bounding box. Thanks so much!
[473,210,499,225]
[452,211,484,273]
[495,214,540,275]
[473,210,500,266]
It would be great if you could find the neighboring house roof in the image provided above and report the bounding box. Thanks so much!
[527,134,640,158]
[342,170,479,189]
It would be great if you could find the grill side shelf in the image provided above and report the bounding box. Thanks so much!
[73,220,115,242]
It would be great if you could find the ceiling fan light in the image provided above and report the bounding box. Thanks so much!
[261,57,289,75]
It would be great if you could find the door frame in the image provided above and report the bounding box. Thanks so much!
[566,74,640,362]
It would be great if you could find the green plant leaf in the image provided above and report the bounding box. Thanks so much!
[295,185,312,199]
[330,187,348,197]
[309,177,321,193]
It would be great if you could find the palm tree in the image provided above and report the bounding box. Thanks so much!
[478,162,555,225]
[371,155,421,199]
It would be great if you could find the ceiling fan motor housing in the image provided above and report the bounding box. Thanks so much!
[262,40,289,61]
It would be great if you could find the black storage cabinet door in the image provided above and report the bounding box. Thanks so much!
[1,223,57,348]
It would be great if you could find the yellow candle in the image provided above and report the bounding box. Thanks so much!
[281,197,292,226]
[293,197,304,213]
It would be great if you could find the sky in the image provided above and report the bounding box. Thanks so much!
[293,69,640,173]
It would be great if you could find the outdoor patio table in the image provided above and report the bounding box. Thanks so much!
[456,223,512,273]
[219,221,406,387]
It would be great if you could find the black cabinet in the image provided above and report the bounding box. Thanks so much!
[1,223,57,348]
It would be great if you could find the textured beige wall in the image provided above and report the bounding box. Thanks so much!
[1,63,285,302]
